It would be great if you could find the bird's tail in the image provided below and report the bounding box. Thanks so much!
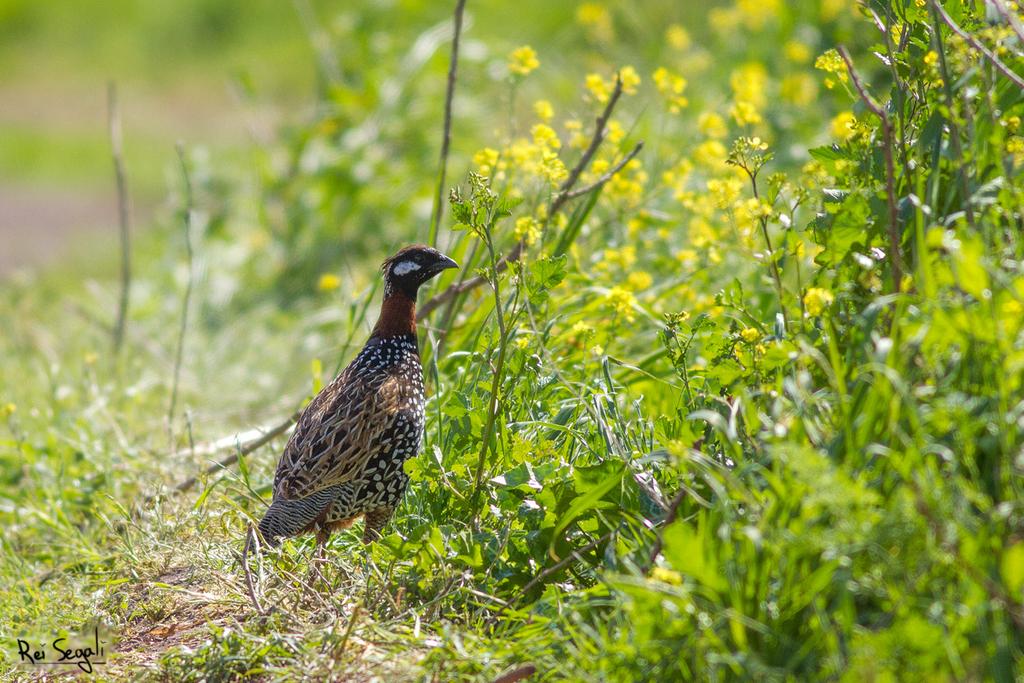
[256,486,342,546]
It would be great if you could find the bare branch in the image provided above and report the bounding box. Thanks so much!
[517,529,614,600]
[931,0,1024,90]
[548,74,625,219]
[646,487,687,570]
[990,0,1024,46]
[564,142,644,200]
[170,410,300,495]
[837,46,903,293]
[420,73,636,320]
[108,83,132,354]
[429,0,469,247]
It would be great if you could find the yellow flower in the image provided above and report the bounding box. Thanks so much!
[814,49,848,89]
[821,0,854,20]
[473,147,500,175]
[84,351,98,365]
[650,566,683,585]
[1,403,15,418]
[804,287,835,316]
[730,62,768,109]
[923,50,939,67]
[585,73,611,103]
[606,120,625,144]
[571,321,594,337]
[514,216,542,246]
[514,336,531,350]
[540,150,568,186]
[531,123,561,150]
[606,158,647,207]
[652,67,688,113]
[781,73,817,106]
[627,271,653,290]
[1003,115,1021,134]
[830,111,857,141]
[318,273,341,291]
[618,66,641,94]
[784,40,812,64]
[576,3,614,41]
[508,45,540,76]
[603,245,637,269]
[707,176,743,209]
[565,118,588,149]
[676,248,698,265]
[665,24,690,51]
[606,286,639,322]
[1008,136,1024,163]
[694,140,728,168]
[730,100,762,126]
[740,327,760,343]
[737,0,780,30]
[533,99,554,122]
[697,112,728,139]
[709,7,741,34]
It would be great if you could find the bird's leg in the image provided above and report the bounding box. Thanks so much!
[360,508,394,609]
[361,507,394,545]
[305,527,330,590]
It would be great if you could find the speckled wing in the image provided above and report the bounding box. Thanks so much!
[272,362,404,500]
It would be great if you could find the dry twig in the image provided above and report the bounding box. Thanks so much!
[169,144,196,431]
[171,410,300,495]
[517,529,615,600]
[108,83,132,354]
[241,525,267,615]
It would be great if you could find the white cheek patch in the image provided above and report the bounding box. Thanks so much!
[393,260,422,276]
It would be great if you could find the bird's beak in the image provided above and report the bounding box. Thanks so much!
[436,254,459,271]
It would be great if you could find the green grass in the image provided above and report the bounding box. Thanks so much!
[2,0,1024,680]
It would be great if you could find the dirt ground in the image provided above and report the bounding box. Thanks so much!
[0,185,130,275]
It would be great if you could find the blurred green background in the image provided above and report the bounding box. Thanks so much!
[0,0,713,271]
[0,0,325,270]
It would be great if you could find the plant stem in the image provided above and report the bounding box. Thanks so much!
[168,143,196,435]
[837,46,904,293]
[108,83,132,355]
[429,0,468,247]
[469,219,511,521]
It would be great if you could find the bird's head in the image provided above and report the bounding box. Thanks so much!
[381,245,459,299]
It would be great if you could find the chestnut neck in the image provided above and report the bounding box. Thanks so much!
[370,289,417,338]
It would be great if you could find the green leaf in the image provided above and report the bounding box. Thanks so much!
[550,462,625,545]
[526,254,567,304]
[661,517,726,594]
[1001,543,1024,597]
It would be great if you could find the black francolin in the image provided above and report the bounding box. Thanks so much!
[257,245,457,548]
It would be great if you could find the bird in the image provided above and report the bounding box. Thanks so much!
[256,245,458,551]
